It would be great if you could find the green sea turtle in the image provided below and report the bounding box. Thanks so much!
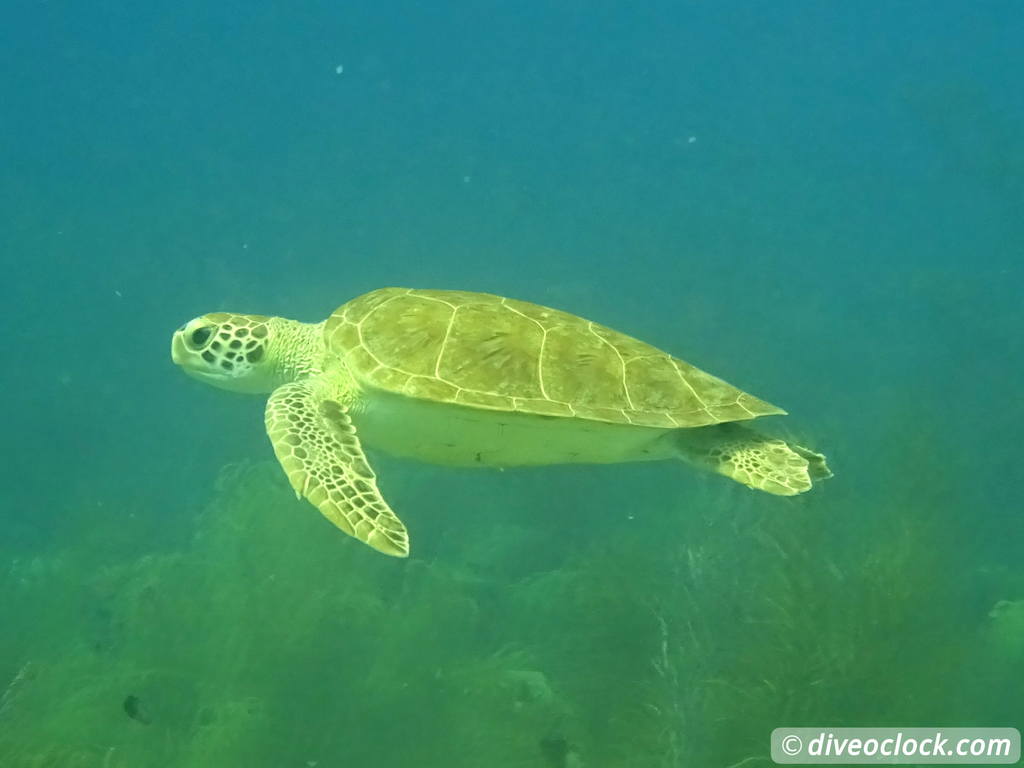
[171,287,830,557]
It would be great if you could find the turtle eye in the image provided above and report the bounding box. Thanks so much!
[190,326,214,347]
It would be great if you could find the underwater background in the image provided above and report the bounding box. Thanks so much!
[1,0,1022,766]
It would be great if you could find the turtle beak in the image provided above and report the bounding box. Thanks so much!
[170,322,225,386]
[171,318,212,370]
[170,329,187,366]
[171,320,205,368]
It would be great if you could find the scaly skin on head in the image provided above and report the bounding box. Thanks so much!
[171,313,326,394]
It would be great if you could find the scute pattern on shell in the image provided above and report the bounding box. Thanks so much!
[325,288,785,428]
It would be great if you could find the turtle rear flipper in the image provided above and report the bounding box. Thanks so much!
[676,423,829,496]
[792,444,833,482]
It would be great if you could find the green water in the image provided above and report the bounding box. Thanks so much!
[2,0,1022,765]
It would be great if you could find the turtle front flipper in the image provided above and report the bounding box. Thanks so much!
[265,381,410,557]
[677,423,831,496]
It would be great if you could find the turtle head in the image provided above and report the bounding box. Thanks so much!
[172,313,297,394]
